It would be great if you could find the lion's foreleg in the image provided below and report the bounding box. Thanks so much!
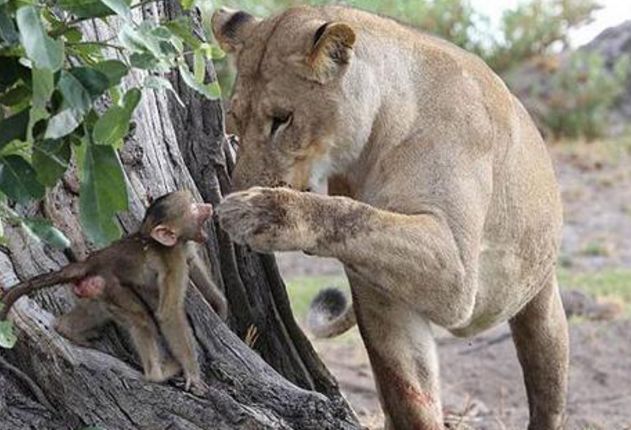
[217,187,477,328]
[311,197,476,329]
[349,271,445,429]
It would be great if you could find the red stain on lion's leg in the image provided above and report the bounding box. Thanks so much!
[383,361,433,406]
[368,348,443,430]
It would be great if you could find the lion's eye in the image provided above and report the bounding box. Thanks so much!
[270,113,292,136]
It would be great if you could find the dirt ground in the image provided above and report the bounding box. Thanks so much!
[276,142,631,430]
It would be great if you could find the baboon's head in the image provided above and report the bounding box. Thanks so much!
[212,7,362,192]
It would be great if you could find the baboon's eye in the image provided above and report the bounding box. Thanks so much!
[270,112,292,136]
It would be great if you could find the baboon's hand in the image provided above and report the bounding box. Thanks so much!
[217,187,316,253]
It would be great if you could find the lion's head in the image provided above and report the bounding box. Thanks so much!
[213,7,377,191]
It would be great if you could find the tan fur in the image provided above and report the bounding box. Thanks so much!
[214,6,567,429]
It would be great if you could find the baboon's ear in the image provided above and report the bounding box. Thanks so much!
[307,22,356,83]
[211,8,259,53]
[151,224,178,247]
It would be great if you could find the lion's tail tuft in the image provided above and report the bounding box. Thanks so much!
[306,287,356,339]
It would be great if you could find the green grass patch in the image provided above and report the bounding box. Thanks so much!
[284,275,349,321]
[284,269,631,321]
[558,268,631,316]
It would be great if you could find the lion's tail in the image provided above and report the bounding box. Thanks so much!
[306,287,356,339]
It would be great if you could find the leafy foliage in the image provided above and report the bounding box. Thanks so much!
[486,0,600,72]
[22,217,72,249]
[535,52,629,140]
[0,319,17,349]
[0,0,223,252]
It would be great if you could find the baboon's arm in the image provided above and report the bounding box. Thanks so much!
[187,245,227,319]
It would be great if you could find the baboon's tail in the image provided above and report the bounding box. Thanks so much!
[0,263,87,320]
[306,287,356,339]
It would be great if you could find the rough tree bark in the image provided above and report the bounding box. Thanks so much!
[0,2,360,429]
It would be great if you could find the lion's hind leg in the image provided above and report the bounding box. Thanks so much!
[509,275,569,430]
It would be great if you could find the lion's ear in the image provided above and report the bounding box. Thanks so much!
[211,8,259,53]
[307,22,356,83]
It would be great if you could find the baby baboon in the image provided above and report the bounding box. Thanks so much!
[0,190,227,395]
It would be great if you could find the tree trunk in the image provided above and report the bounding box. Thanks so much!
[0,2,359,429]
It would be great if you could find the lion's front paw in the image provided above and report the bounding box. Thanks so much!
[217,187,308,252]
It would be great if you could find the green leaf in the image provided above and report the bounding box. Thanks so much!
[28,68,54,140]
[126,22,176,63]
[196,0,214,41]
[199,42,225,60]
[0,8,19,45]
[45,109,82,140]
[92,88,140,145]
[16,6,64,71]
[21,217,71,249]
[178,64,221,100]
[57,0,118,18]
[119,24,146,52]
[0,140,29,158]
[150,26,172,40]
[28,105,48,142]
[58,70,92,113]
[179,0,194,10]
[45,71,93,139]
[164,18,201,49]
[31,68,54,109]
[0,321,16,348]
[210,45,226,60]
[0,155,45,203]
[98,0,131,21]
[193,48,205,82]
[0,84,31,106]
[129,52,158,69]
[92,106,129,146]
[32,139,70,186]
[158,40,178,56]
[109,85,122,105]
[119,23,159,55]
[93,60,128,88]
[144,75,184,107]
[0,109,28,150]
[122,88,141,114]
[67,41,104,63]
[79,142,127,246]
[63,27,83,43]
[68,67,110,98]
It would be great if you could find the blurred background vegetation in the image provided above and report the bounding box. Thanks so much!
[214,0,630,141]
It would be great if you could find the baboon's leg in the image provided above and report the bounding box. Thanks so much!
[157,305,207,394]
[160,357,182,380]
[349,271,444,430]
[55,300,110,346]
[510,275,568,430]
[107,285,165,382]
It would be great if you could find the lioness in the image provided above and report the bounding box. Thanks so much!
[213,6,567,430]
